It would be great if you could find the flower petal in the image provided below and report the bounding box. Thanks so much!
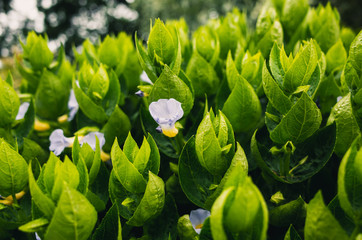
[49,129,72,156]
[149,98,184,125]
[189,208,210,234]
[68,89,79,121]
[81,132,105,150]
[140,71,153,85]
[16,102,30,120]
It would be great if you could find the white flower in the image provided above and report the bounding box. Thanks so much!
[68,89,79,121]
[49,129,73,156]
[140,71,153,85]
[35,232,41,240]
[16,102,30,120]
[336,96,343,102]
[49,129,105,156]
[190,208,210,234]
[80,131,105,150]
[149,98,183,138]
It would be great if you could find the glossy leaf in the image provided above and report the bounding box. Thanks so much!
[126,172,165,226]
[0,140,28,197]
[44,184,97,240]
[305,191,348,240]
[269,92,322,144]
[111,138,147,193]
[338,136,362,225]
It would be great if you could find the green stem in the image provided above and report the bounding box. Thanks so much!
[280,149,291,177]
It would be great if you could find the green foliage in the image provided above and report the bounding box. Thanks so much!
[3,2,362,239]
[0,76,20,128]
[0,140,28,197]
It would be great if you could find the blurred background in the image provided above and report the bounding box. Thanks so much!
[0,0,361,60]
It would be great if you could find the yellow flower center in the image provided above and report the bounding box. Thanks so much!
[34,119,51,131]
[195,223,203,229]
[162,127,178,138]
[0,191,26,205]
[57,114,68,123]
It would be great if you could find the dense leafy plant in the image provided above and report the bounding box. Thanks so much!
[0,0,361,239]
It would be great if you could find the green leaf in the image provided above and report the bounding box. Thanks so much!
[210,187,234,240]
[222,76,262,133]
[149,65,193,115]
[305,191,349,240]
[127,172,165,226]
[43,153,59,195]
[72,76,108,123]
[280,0,308,37]
[226,51,240,90]
[328,196,356,235]
[86,189,106,212]
[251,123,336,183]
[88,64,109,101]
[309,3,340,52]
[262,62,292,115]
[216,13,242,59]
[177,215,198,240]
[28,34,53,71]
[45,184,97,240]
[338,136,362,225]
[204,142,247,209]
[224,177,269,239]
[98,35,120,68]
[35,69,69,120]
[18,218,49,233]
[270,92,322,144]
[123,132,140,162]
[326,40,347,73]
[284,225,302,240]
[269,196,307,227]
[88,137,101,185]
[102,69,121,117]
[135,34,158,82]
[240,51,264,95]
[146,133,161,175]
[148,19,175,65]
[269,43,287,87]
[327,94,360,156]
[133,137,151,174]
[256,19,283,58]
[20,138,47,165]
[111,138,147,193]
[28,161,55,219]
[5,71,13,87]
[186,52,220,97]
[348,30,362,77]
[179,136,214,208]
[195,112,225,176]
[92,203,122,240]
[0,78,20,127]
[51,157,80,202]
[170,31,182,75]
[283,42,318,94]
[102,106,131,152]
[193,26,220,64]
[144,194,178,240]
[76,156,89,195]
[0,140,28,197]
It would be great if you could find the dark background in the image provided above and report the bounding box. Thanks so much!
[0,0,361,58]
